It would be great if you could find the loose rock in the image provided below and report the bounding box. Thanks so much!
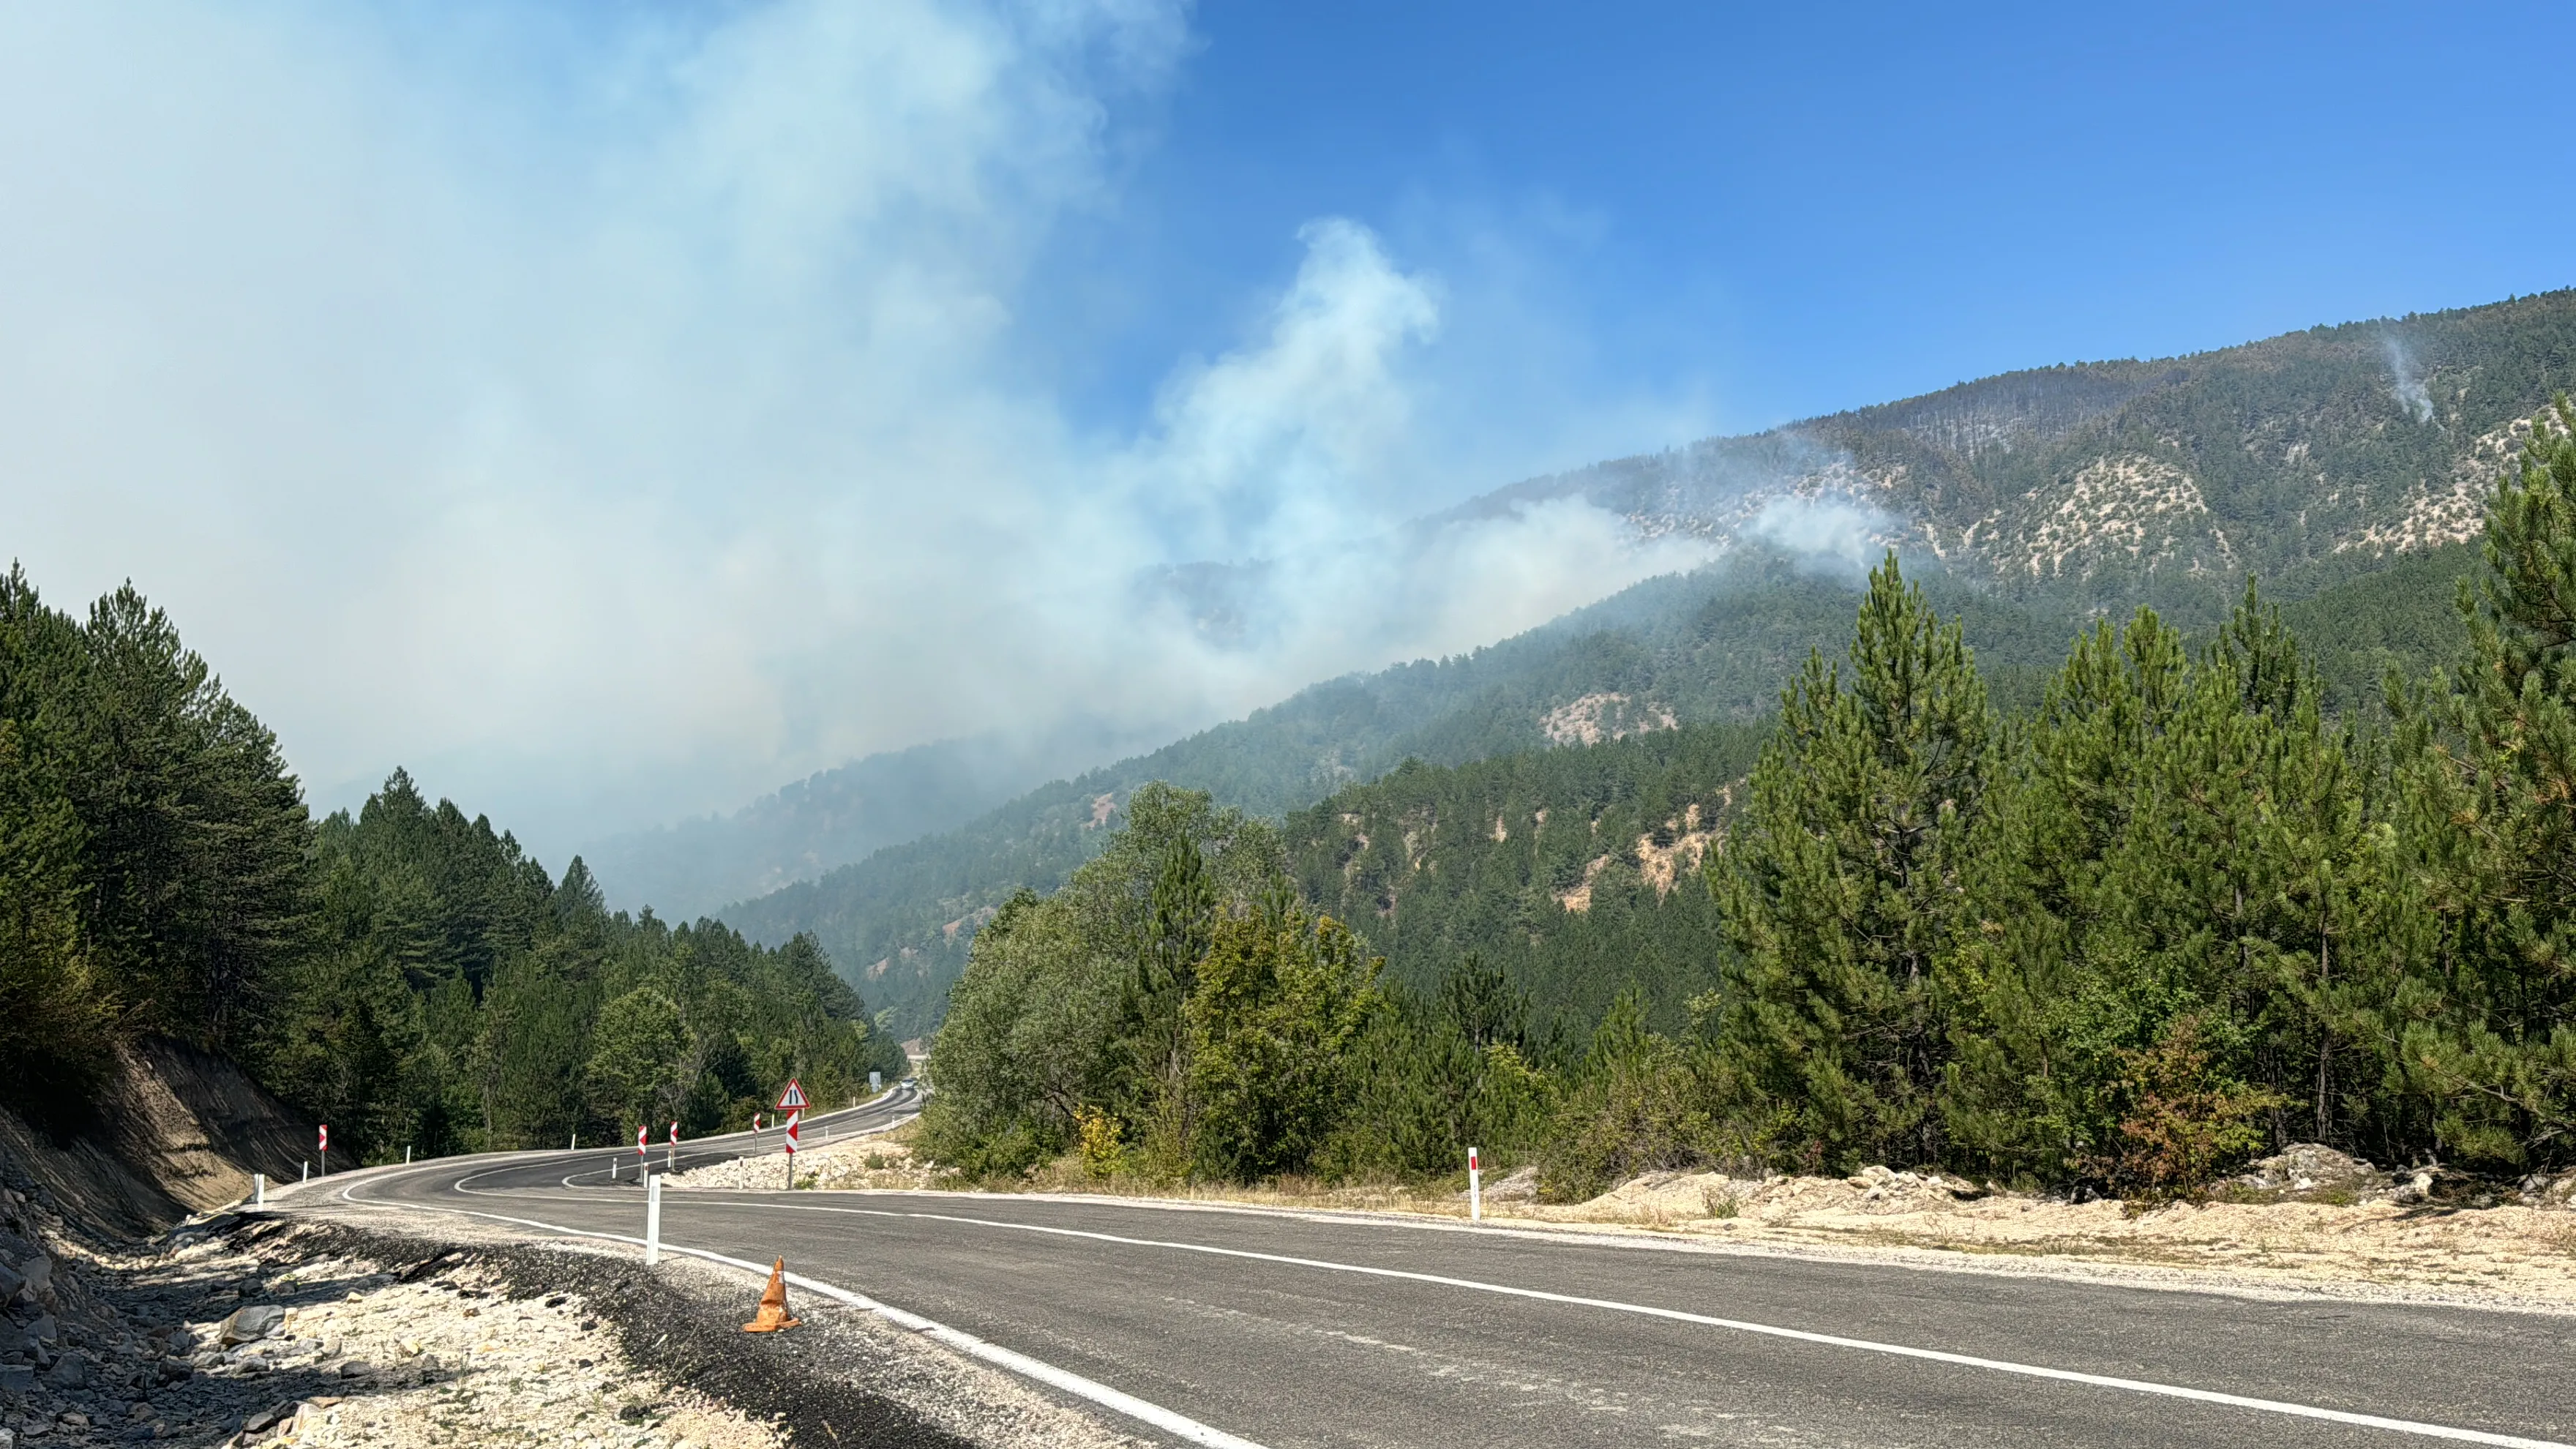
[215,1303,285,1345]
[2231,1144,2383,1198]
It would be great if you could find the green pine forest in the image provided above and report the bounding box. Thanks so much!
[0,569,902,1163]
[920,407,2576,1202]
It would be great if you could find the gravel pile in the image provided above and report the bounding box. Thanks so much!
[1570,1164,1980,1222]
[664,1133,932,1194]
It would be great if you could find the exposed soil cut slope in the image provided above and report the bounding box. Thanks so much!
[0,1039,312,1240]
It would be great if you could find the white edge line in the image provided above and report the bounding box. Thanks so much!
[326,1173,1268,1449]
[679,1199,2571,1449]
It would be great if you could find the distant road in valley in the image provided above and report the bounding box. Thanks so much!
[308,1103,2574,1448]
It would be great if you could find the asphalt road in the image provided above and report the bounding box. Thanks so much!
[314,1104,2576,1449]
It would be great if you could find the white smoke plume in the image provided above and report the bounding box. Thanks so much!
[1745,493,1903,572]
[2384,333,2435,423]
[0,1,1722,861]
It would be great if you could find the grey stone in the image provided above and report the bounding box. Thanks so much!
[2517,1169,2576,1207]
[0,1363,31,1394]
[12,1260,45,1298]
[215,1306,283,1347]
[40,1356,83,1390]
[332,1360,367,1379]
[23,1317,54,1347]
[2234,1143,2381,1195]
[0,1265,20,1302]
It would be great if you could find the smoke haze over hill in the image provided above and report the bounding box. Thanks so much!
[0,3,1718,862]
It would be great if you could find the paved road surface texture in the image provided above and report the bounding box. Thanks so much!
[307,1097,2575,1449]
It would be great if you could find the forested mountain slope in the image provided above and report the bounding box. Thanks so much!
[724,560,2091,1038]
[730,292,2569,1039]
[730,542,2475,1042]
[1279,549,2482,1051]
[1483,291,2576,607]
[1287,720,1768,1044]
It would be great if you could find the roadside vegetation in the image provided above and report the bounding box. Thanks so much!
[0,572,899,1161]
[923,403,2576,1205]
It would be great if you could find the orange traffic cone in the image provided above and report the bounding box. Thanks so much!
[742,1258,801,1333]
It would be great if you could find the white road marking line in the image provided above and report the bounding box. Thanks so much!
[672,1199,2572,1449]
[327,1173,1267,1449]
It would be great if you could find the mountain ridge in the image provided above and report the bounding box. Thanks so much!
[713,289,2571,1037]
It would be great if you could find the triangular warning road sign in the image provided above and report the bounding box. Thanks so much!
[775,1078,807,1111]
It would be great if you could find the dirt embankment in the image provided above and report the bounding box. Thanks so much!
[0,1039,312,1242]
[1487,1150,2576,1308]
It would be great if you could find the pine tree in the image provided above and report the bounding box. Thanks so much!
[1710,554,1992,1170]
[2384,398,2576,1167]
[1940,610,2190,1180]
[1944,588,2382,1189]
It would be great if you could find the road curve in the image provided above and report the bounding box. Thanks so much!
[304,1112,2575,1449]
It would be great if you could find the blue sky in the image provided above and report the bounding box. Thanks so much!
[0,0,2565,860]
[1044,0,2575,439]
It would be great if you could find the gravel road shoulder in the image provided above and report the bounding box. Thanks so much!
[1,1191,1158,1449]
[285,1205,1155,1449]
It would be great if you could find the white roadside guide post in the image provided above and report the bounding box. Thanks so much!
[667,1120,679,1172]
[318,1123,329,1177]
[643,1166,663,1266]
[1469,1146,1483,1222]
[637,1123,648,1181]
[254,1173,264,1207]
